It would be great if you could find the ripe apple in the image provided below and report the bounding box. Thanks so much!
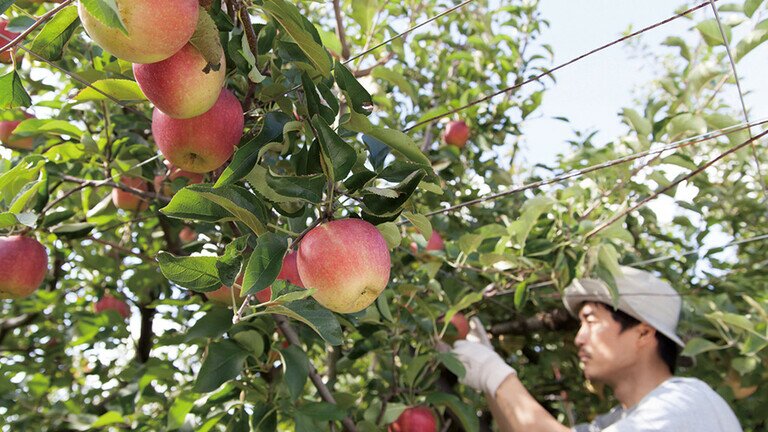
[154,160,204,196]
[0,236,48,299]
[443,120,470,148]
[94,295,130,319]
[178,226,197,243]
[440,312,470,343]
[77,0,198,64]
[255,250,305,303]
[133,43,226,119]
[0,20,20,64]
[426,231,444,251]
[206,275,243,307]
[0,114,34,150]
[152,89,244,173]
[112,176,149,211]
[388,406,437,432]
[297,219,390,313]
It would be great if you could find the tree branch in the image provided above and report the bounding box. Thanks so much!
[59,175,169,203]
[489,308,576,336]
[273,314,358,432]
[0,0,74,54]
[353,52,394,77]
[333,0,351,59]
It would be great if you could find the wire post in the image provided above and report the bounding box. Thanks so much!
[706,0,768,203]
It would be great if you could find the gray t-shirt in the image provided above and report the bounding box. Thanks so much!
[572,377,742,432]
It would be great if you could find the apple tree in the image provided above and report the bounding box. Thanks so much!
[1,0,766,431]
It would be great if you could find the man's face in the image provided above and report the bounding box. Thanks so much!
[574,302,641,385]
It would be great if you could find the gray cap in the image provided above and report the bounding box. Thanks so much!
[563,266,685,347]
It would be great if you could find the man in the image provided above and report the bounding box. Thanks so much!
[452,266,742,431]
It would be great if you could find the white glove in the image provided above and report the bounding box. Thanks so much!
[451,317,516,396]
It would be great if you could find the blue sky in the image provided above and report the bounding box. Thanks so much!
[521,0,768,167]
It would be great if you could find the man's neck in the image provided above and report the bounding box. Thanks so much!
[610,365,672,409]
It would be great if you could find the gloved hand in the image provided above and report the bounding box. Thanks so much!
[451,317,516,396]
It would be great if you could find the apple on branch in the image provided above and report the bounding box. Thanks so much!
[439,312,470,344]
[112,176,149,211]
[388,406,437,432]
[178,226,197,244]
[443,120,470,148]
[0,113,35,150]
[0,20,21,64]
[153,159,204,196]
[77,0,199,64]
[94,294,131,319]
[152,89,244,174]
[133,43,226,119]
[206,275,243,307]
[255,250,305,303]
[0,236,48,299]
[297,219,391,313]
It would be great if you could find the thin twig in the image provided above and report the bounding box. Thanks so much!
[404,0,715,132]
[0,0,74,54]
[586,128,768,238]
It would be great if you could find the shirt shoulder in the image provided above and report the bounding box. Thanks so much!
[607,377,743,432]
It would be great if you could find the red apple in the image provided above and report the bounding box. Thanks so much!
[443,120,470,148]
[112,176,149,211]
[206,275,242,307]
[0,20,21,64]
[297,219,390,313]
[441,312,470,342]
[255,250,305,303]
[94,295,130,319]
[152,89,244,173]
[77,0,198,64]
[0,113,35,150]
[389,406,437,432]
[134,43,227,119]
[425,231,444,251]
[178,226,197,243]
[0,236,48,299]
[166,159,205,184]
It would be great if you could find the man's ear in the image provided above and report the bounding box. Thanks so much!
[636,323,656,346]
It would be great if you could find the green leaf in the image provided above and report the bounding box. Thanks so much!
[735,19,768,62]
[0,156,44,207]
[279,345,309,400]
[372,67,417,101]
[0,0,14,16]
[80,0,127,34]
[189,184,269,235]
[299,401,347,421]
[157,252,222,292]
[513,281,528,309]
[681,337,723,357]
[50,222,95,239]
[73,79,147,102]
[312,115,356,181]
[744,0,764,17]
[402,211,432,240]
[193,340,250,393]
[242,232,289,295]
[437,352,466,378]
[189,7,224,71]
[91,411,125,428]
[361,170,425,216]
[185,307,234,342]
[361,122,431,168]
[349,0,380,35]
[261,0,332,77]
[696,19,731,46]
[215,112,291,186]
[232,330,264,357]
[0,212,36,229]
[245,164,302,204]
[506,196,555,244]
[425,393,478,432]
[167,392,197,430]
[13,119,84,138]
[264,298,343,345]
[29,6,80,61]
[376,222,401,250]
[160,186,234,223]
[0,72,32,109]
[334,61,373,115]
[217,236,249,287]
[266,172,326,203]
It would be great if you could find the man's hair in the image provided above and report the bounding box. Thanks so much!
[603,304,680,374]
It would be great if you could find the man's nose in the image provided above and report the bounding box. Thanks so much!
[574,324,587,347]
